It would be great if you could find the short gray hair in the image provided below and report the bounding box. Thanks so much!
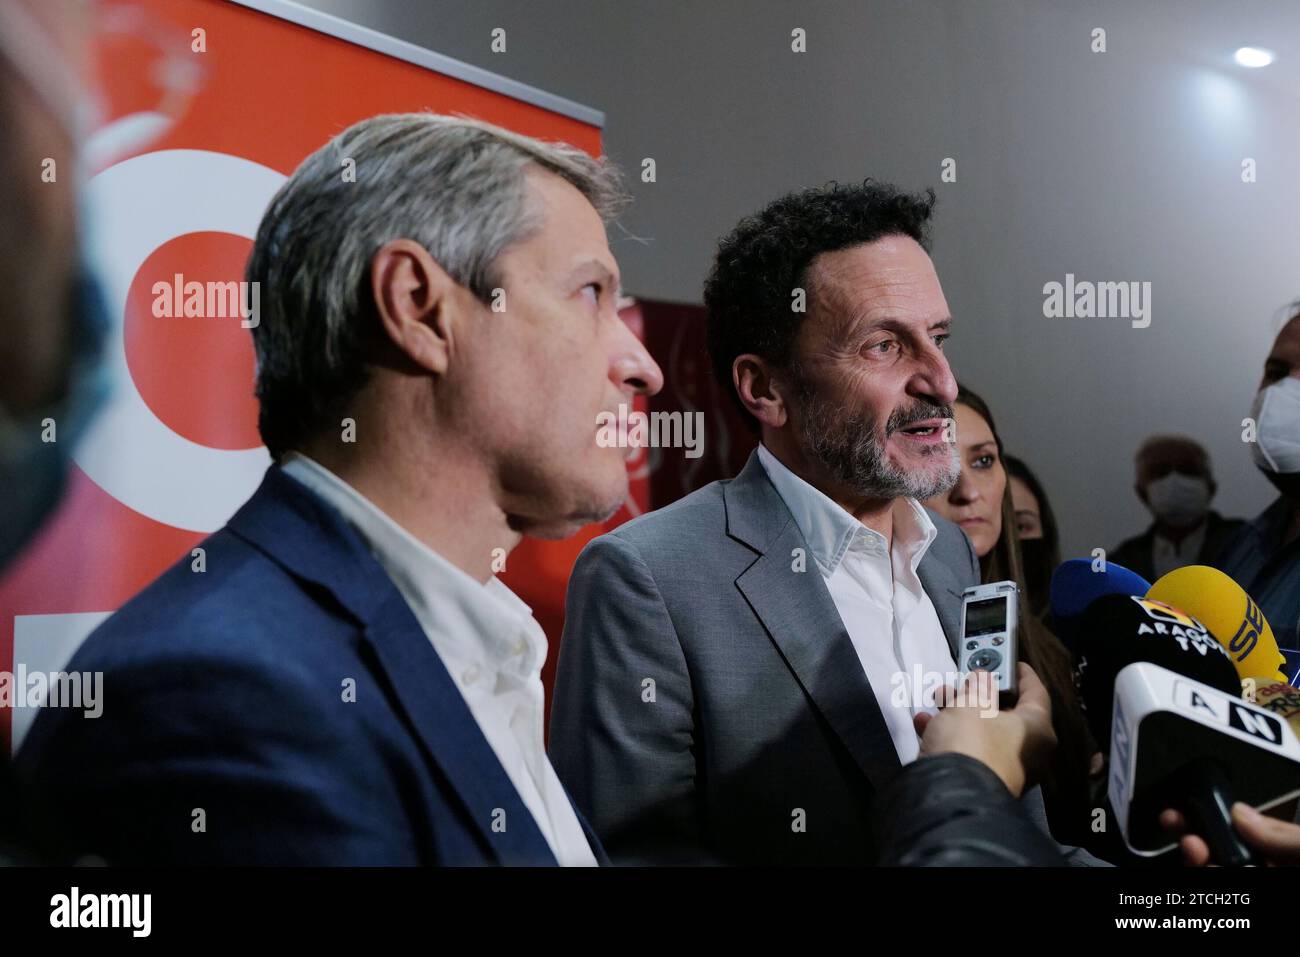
[246,112,628,457]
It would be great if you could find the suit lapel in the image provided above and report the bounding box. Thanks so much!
[226,466,557,866]
[363,591,558,865]
[726,453,903,789]
[564,791,610,865]
[917,543,968,660]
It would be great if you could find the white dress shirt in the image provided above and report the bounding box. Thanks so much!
[281,453,597,866]
[757,444,959,764]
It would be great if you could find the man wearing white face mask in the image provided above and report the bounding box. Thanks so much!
[1111,436,1244,582]
[1216,307,1300,650]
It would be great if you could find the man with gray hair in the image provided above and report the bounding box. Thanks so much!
[18,112,664,865]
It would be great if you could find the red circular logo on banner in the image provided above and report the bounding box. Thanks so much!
[124,231,262,450]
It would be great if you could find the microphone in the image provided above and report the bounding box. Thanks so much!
[1147,565,1287,683]
[1253,680,1300,748]
[1048,558,1152,652]
[1074,593,1240,752]
[1077,595,1300,864]
[1250,681,1300,821]
[1110,662,1300,864]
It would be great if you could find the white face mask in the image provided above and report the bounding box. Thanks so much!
[1145,472,1211,527]
[1250,377,1300,475]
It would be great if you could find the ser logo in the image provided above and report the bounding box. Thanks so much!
[1227,597,1264,661]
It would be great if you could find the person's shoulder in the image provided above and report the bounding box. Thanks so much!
[568,477,747,594]
[71,525,354,679]
[1203,511,1250,556]
[25,526,372,772]
[602,477,730,548]
[1207,511,1249,534]
[1110,528,1152,559]
[923,505,972,557]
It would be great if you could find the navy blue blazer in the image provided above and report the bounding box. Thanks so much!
[16,466,607,866]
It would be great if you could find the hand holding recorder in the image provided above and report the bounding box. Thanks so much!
[915,663,1057,798]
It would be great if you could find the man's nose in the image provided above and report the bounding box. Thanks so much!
[610,320,664,398]
[913,342,958,408]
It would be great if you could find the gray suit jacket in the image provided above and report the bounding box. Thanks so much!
[550,450,1103,865]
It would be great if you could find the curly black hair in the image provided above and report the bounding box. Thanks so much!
[703,180,937,429]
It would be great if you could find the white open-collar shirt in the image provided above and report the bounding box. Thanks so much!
[282,453,597,866]
[757,444,960,764]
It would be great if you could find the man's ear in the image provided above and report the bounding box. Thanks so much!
[369,238,460,375]
[733,354,790,429]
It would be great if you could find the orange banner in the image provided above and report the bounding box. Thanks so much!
[0,0,641,752]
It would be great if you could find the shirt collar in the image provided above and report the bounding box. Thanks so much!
[756,443,937,577]
[279,452,544,677]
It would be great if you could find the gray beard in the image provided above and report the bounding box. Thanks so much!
[795,377,959,502]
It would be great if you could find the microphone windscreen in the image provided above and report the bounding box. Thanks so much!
[1076,593,1240,748]
[1148,565,1287,682]
[1048,558,1152,651]
[1253,680,1300,746]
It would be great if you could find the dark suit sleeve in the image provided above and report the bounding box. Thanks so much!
[549,534,707,864]
[874,754,1065,866]
[17,649,424,865]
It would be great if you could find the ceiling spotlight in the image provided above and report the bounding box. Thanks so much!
[1235,47,1275,68]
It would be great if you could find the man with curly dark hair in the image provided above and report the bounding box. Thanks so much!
[552,180,1102,865]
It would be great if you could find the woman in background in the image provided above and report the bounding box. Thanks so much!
[925,385,1100,851]
[1005,454,1062,620]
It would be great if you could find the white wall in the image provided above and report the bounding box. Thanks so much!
[295,0,1300,558]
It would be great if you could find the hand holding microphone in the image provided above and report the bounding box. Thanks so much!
[1157,677,1300,865]
[1044,556,1300,865]
[1161,803,1300,866]
[1060,571,1300,864]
